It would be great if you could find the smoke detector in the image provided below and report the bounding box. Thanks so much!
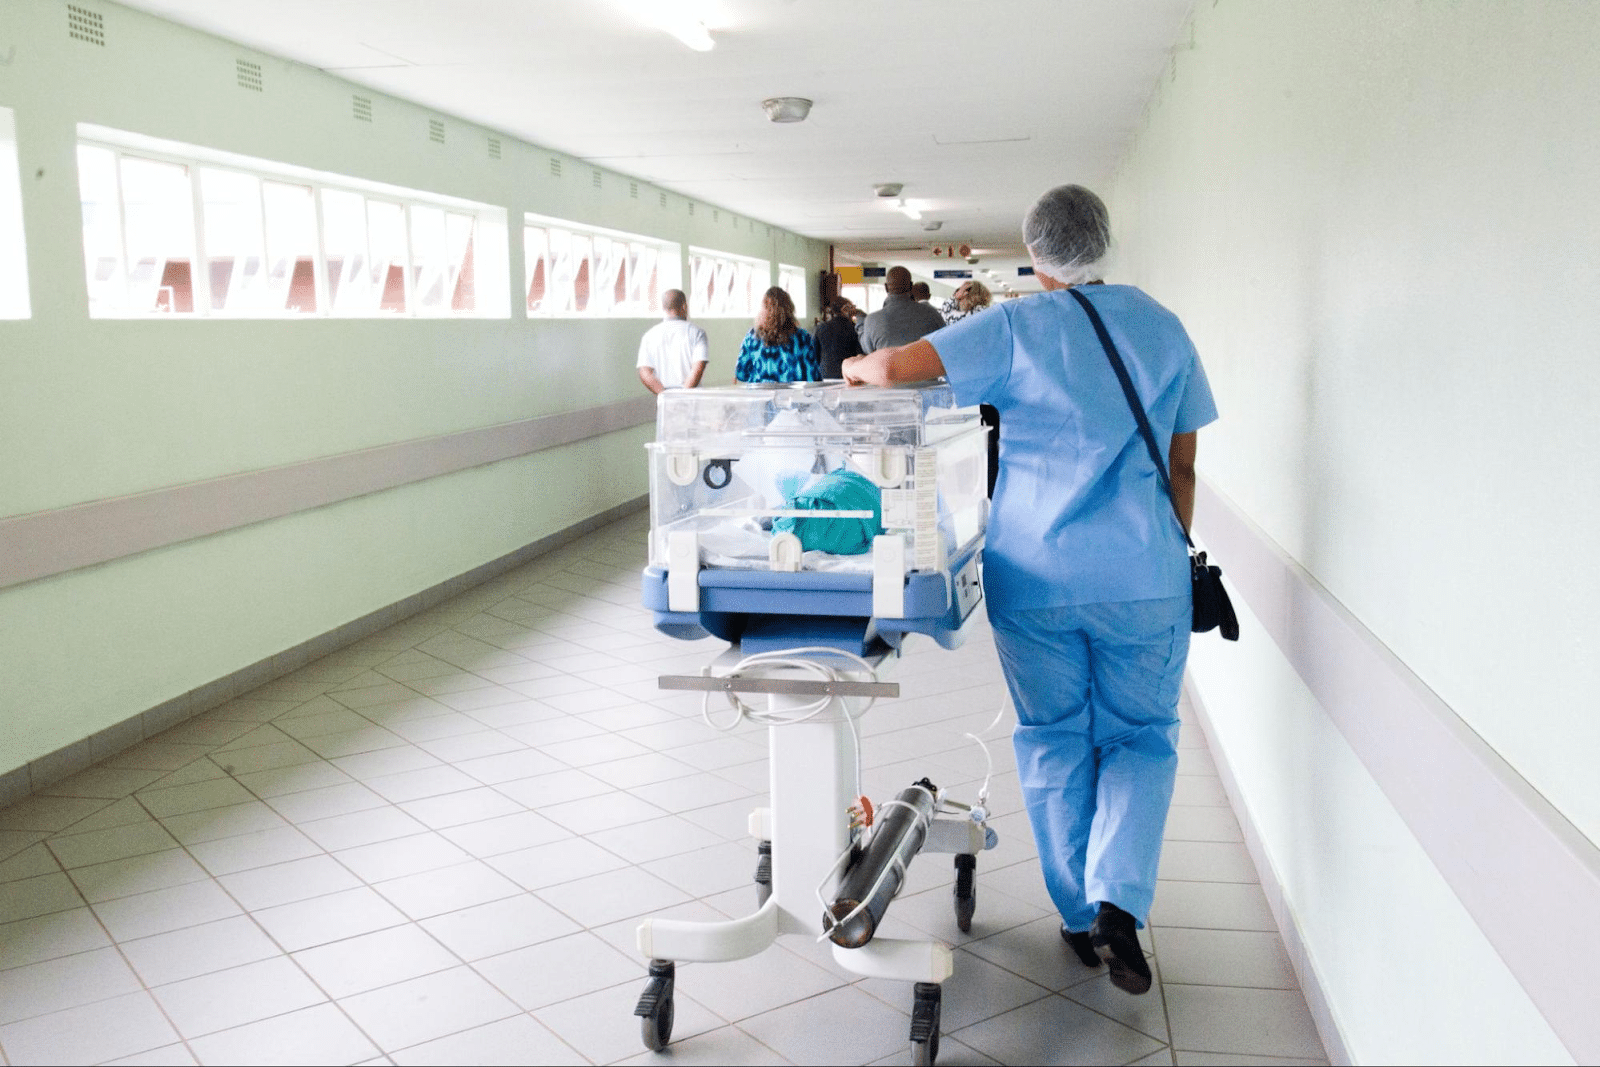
[873,183,904,198]
[762,97,813,123]
[965,255,979,264]
[921,220,943,231]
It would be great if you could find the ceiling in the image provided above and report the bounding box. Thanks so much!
[115,0,1193,293]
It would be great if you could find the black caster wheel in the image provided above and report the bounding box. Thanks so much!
[754,840,772,907]
[953,853,977,933]
[910,981,942,1066]
[633,959,675,1052]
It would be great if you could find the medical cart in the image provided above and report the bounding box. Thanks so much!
[633,382,996,1065]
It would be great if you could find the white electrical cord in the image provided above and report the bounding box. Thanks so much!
[951,696,1010,820]
[699,645,881,811]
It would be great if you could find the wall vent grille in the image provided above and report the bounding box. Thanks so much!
[629,181,638,199]
[67,5,104,46]
[713,209,720,223]
[591,169,602,190]
[659,192,668,209]
[487,136,501,160]
[352,95,372,122]
[549,158,562,178]
[236,59,263,92]
[428,119,445,144]
[687,202,695,217]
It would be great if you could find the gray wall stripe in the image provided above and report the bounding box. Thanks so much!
[0,396,657,590]
[1195,478,1600,1063]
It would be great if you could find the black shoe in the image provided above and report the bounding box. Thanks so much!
[1059,925,1102,969]
[1089,903,1152,995]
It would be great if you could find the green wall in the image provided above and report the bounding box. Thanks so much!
[0,0,828,773]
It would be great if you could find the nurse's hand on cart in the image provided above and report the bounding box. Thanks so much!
[842,338,946,387]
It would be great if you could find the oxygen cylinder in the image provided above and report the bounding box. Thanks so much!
[824,779,938,948]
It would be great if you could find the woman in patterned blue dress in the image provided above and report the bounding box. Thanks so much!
[735,287,820,383]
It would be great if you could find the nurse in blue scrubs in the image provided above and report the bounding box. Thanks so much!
[842,184,1217,995]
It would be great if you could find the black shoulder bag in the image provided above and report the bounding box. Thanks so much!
[1067,288,1240,641]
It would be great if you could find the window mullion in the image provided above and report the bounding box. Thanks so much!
[311,181,331,317]
[190,163,212,317]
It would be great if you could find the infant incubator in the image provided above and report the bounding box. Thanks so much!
[633,383,995,1066]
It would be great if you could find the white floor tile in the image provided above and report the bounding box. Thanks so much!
[66,846,209,904]
[218,853,364,910]
[534,865,691,928]
[1152,928,1299,990]
[374,860,523,920]
[398,787,525,829]
[0,990,178,1066]
[738,984,911,1065]
[299,807,430,852]
[436,810,569,857]
[45,821,179,869]
[337,966,521,1052]
[120,914,282,985]
[153,956,328,1038]
[253,885,409,951]
[538,791,667,835]
[0,906,110,969]
[0,946,143,1024]
[187,824,323,876]
[419,893,581,960]
[532,978,721,1066]
[470,930,641,1010]
[952,993,1166,1066]
[334,832,472,883]
[1149,880,1276,932]
[486,837,631,890]
[187,1002,380,1066]
[292,924,460,999]
[92,878,243,941]
[1164,985,1324,1058]
[388,1014,582,1066]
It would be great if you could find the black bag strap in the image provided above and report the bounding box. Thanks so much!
[1066,287,1194,551]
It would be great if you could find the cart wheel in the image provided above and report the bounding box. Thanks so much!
[910,981,942,1066]
[754,840,772,907]
[633,960,675,1052]
[953,853,977,934]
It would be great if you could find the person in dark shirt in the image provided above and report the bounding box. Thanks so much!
[815,297,865,379]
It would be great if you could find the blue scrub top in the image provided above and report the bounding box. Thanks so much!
[929,284,1218,610]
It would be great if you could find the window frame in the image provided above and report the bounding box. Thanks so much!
[523,211,681,319]
[687,245,772,320]
[0,106,32,320]
[75,124,508,320]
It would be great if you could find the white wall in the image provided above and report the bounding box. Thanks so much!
[1110,1,1599,1062]
[0,0,827,775]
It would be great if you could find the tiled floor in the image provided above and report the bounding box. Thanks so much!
[0,512,1328,1066]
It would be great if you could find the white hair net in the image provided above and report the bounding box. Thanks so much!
[1023,185,1110,286]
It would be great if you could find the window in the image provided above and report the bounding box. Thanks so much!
[777,263,808,319]
[688,247,770,319]
[0,107,31,319]
[75,125,507,319]
[524,214,680,317]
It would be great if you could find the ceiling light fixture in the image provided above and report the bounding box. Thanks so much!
[873,183,903,198]
[922,220,943,232]
[761,97,812,123]
[620,0,716,51]
[897,199,922,221]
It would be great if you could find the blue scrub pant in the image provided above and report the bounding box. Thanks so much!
[989,595,1190,931]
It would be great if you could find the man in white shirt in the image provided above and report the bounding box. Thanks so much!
[637,290,709,393]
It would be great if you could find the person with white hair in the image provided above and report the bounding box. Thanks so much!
[843,184,1217,997]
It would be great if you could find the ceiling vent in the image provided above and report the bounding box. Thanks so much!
[236,59,263,92]
[487,136,501,160]
[67,5,104,47]
[428,119,445,144]
[352,95,372,122]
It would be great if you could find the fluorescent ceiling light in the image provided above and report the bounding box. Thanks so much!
[617,0,716,51]
[897,199,922,221]
[666,19,715,51]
